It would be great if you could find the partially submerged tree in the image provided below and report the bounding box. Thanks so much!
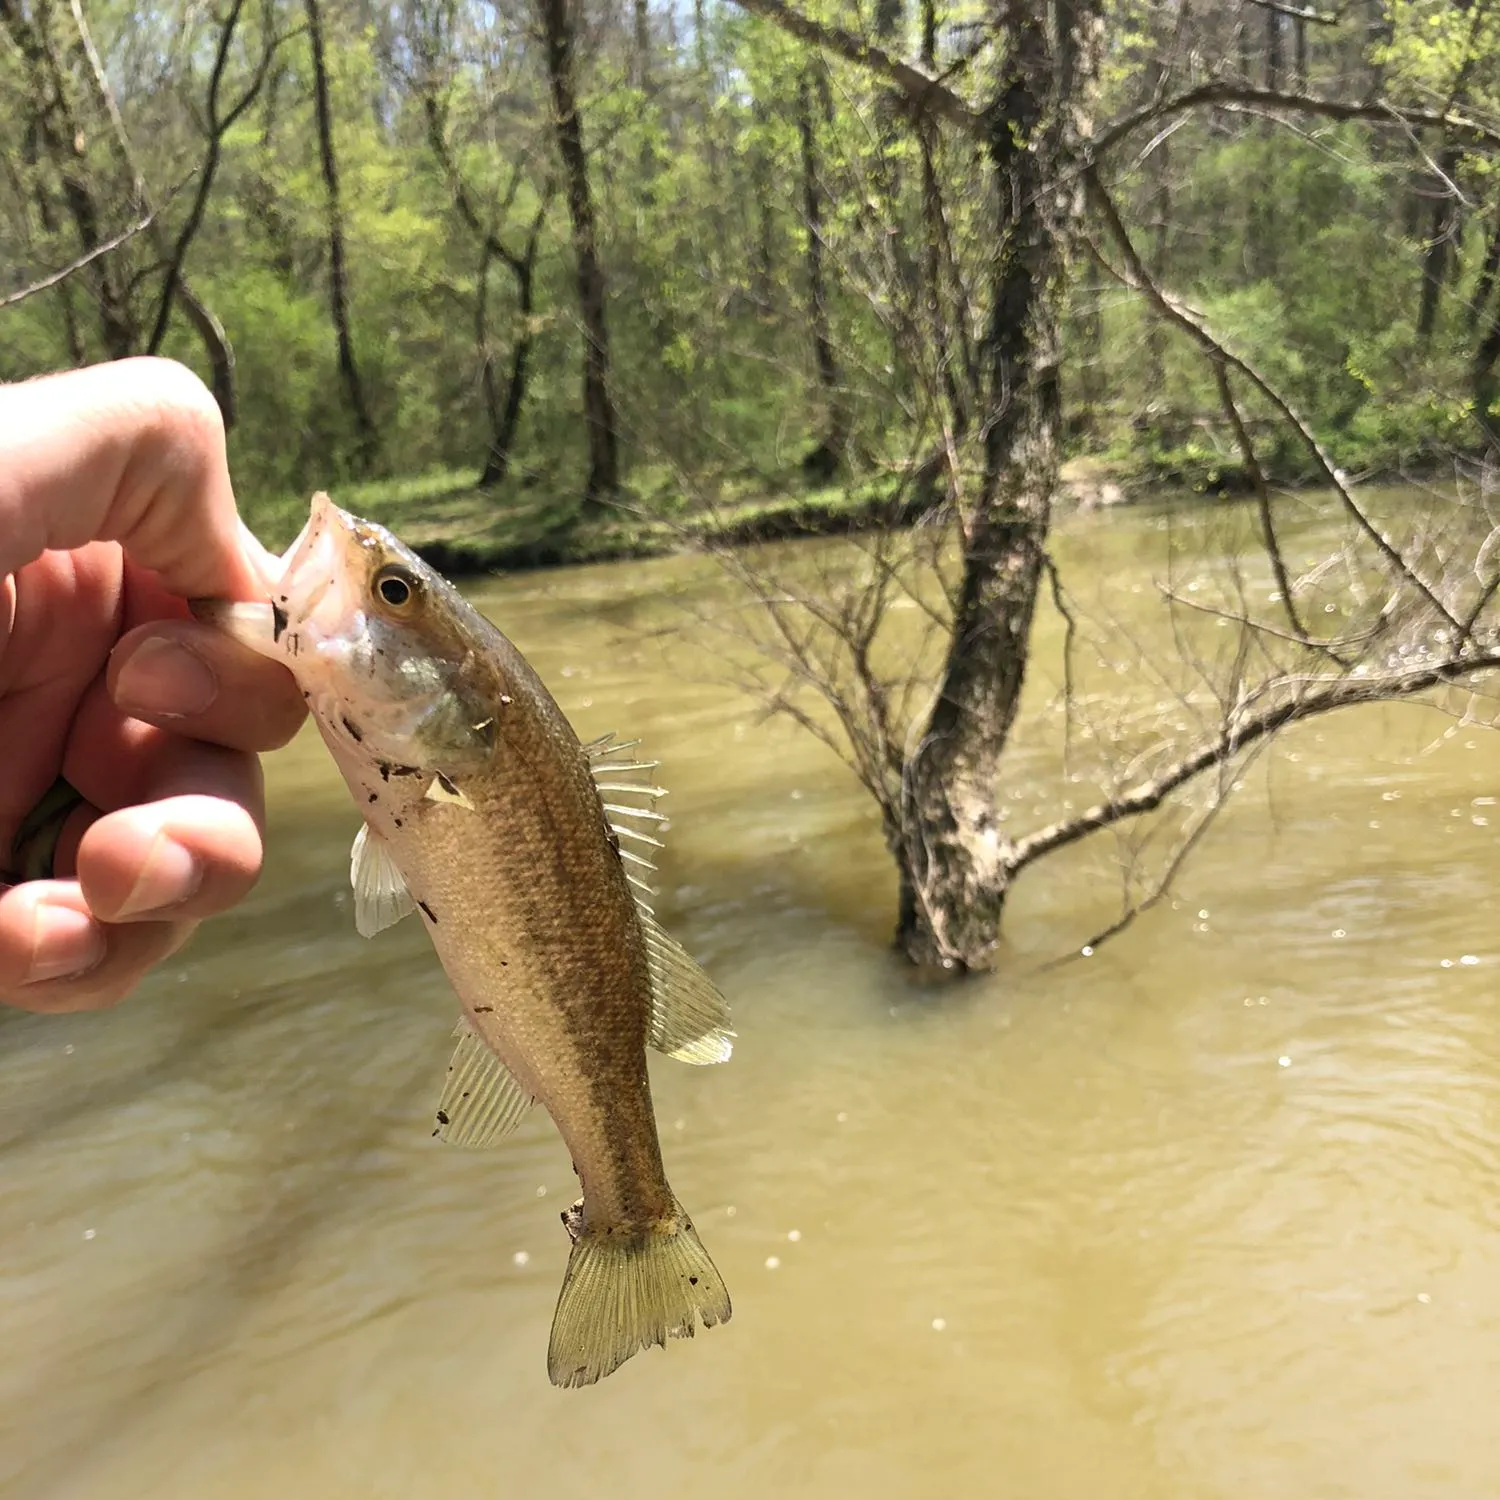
[718,0,1500,970]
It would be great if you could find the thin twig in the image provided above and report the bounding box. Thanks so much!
[0,210,154,308]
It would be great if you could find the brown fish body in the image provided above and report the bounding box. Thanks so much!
[199,493,733,1388]
[329,634,674,1233]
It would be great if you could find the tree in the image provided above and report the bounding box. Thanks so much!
[536,0,620,510]
[305,0,379,466]
[795,63,847,479]
[718,0,1500,969]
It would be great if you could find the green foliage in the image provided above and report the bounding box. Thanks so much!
[2,0,1497,541]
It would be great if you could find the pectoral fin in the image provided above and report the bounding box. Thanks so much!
[434,1018,534,1147]
[640,909,735,1065]
[350,824,417,938]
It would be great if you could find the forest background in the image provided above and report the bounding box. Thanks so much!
[5,0,1499,561]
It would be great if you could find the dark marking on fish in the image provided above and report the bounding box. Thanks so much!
[418,900,437,922]
[341,715,363,742]
[271,601,289,642]
[474,1005,494,1013]
[435,1108,450,1126]
[367,792,378,804]
[393,817,403,828]
[378,763,421,781]
[689,1276,699,1286]
[434,770,461,798]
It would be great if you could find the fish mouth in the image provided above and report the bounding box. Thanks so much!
[191,492,365,661]
[278,490,379,638]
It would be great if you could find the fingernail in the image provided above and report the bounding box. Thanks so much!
[25,903,107,985]
[114,833,202,920]
[114,637,218,719]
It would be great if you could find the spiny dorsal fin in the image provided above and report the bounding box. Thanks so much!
[587,731,664,896]
[585,733,733,1064]
[434,1017,534,1147]
[350,823,417,938]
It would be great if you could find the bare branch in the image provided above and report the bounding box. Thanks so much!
[68,0,238,422]
[1090,84,1500,161]
[1007,651,1500,876]
[149,0,287,356]
[0,209,154,309]
[1207,360,1332,659]
[1050,777,1232,962]
[1084,167,1466,638]
[728,0,979,131]
[1243,0,1343,24]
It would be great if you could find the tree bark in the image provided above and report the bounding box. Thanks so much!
[1470,197,1500,331]
[477,201,549,488]
[1416,145,1462,346]
[537,0,620,510]
[796,67,847,479]
[633,0,651,88]
[895,1,1102,970]
[305,0,379,468]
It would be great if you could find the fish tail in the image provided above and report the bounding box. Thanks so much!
[546,1203,731,1389]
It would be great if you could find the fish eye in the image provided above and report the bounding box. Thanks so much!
[375,565,416,611]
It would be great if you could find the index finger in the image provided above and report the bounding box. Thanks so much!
[0,358,270,601]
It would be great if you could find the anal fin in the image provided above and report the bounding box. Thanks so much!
[434,1018,534,1147]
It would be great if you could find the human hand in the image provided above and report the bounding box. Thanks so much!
[0,358,307,1012]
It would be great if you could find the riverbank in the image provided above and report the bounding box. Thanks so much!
[243,443,1479,577]
[245,458,1141,577]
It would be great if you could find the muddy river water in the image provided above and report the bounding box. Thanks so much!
[3,498,1499,1498]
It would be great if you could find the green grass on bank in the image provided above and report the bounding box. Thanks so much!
[241,464,909,575]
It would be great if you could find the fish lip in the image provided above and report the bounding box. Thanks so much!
[279,491,354,625]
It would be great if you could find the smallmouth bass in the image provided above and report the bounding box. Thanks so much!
[196,493,733,1388]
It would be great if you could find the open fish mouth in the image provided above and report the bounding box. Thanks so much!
[190,492,357,660]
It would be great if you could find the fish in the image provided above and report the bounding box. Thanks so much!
[194,492,733,1388]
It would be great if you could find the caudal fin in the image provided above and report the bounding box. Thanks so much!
[547,1207,731,1389]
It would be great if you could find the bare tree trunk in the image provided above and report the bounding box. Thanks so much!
[797,66,847,479]
[1363,0,1390,102]
[895,0,1102,970]
[1248,5,1282,277]
[477,202,549,488]
[1476,301,1500,453]
[305,0,379,468]
[1416,0,1480,347]
[537,0,620,510]
[633,0,651,87]
[1470,197,1500,331]
[1417,145,1462,346]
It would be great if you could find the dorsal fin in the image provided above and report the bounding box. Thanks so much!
[639,907,735,1064]
[584,732,734,1065]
